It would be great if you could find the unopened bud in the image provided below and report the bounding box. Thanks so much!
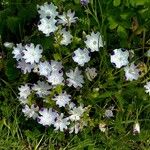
[133,122,140,134]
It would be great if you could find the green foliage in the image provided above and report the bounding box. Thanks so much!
[5,58,20,81]
[0,0,150,149]
[113,0,121,7]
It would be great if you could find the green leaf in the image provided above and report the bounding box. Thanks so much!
[108,17,118,29]
[120,12,132,20]
[130,0,149,6]
[5,59,20,81]
[74,0,80,4]
[54,85,63,94]
[31,36,54,50]
[117,25,128,39]
[113,0,121,7]
[115,91,124,109]
[7,16,20,34]
[53,53,62,61]
[24,129,41,141]
[18,3,37,23]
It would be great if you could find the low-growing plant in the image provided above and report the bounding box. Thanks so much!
[0,0,150,149]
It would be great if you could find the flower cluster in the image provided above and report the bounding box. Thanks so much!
[11,2,103,134]
[110,48,140,81]
[18,82,88,133]
[110,48,150,98]
[37,2,77,38]
[12,43,43,74]
[10,1,148,135]
[15,51,89,133]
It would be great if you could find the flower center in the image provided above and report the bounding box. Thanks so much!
[31,50,35,56]
[129,69,135,74]
[80,55,85,60]
[93,41,97,45]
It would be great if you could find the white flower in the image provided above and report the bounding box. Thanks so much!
[38,60,63,80]
[66,67,84,88]
[4,42,14,48]
[84,31,103,52]
[12,43,25,61]
[54,113,70,132]
[110,48,129,68]
[69,121,87,134]
[32,81,51,97]
[47,71,64,86]
[104,109,113,118]
[80,0,89,5]
[47,61,64,85]
[69,105,85,121]
[144,81,150,95]
[23,43,43,64]
[18,84,31,99]
[50,60,63,72]
[99,122,107,132]
[38,108,58,126]
[60,28,73,45]
[19,97,28,104]
[22,104,39,119]
[37,2,58,19]
[124,63,140,81]
[69,122,80,134]
[38,18,58,36]
[72,48,91,66]
[52,91,71,107]
[133,122,140,134]
[57,9,78,26]
[38,61,52,77]
[68,102,76,109]
[17,59,34,74]
[85,67,97,81]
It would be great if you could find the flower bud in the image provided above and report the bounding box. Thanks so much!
[133,122,140,134]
